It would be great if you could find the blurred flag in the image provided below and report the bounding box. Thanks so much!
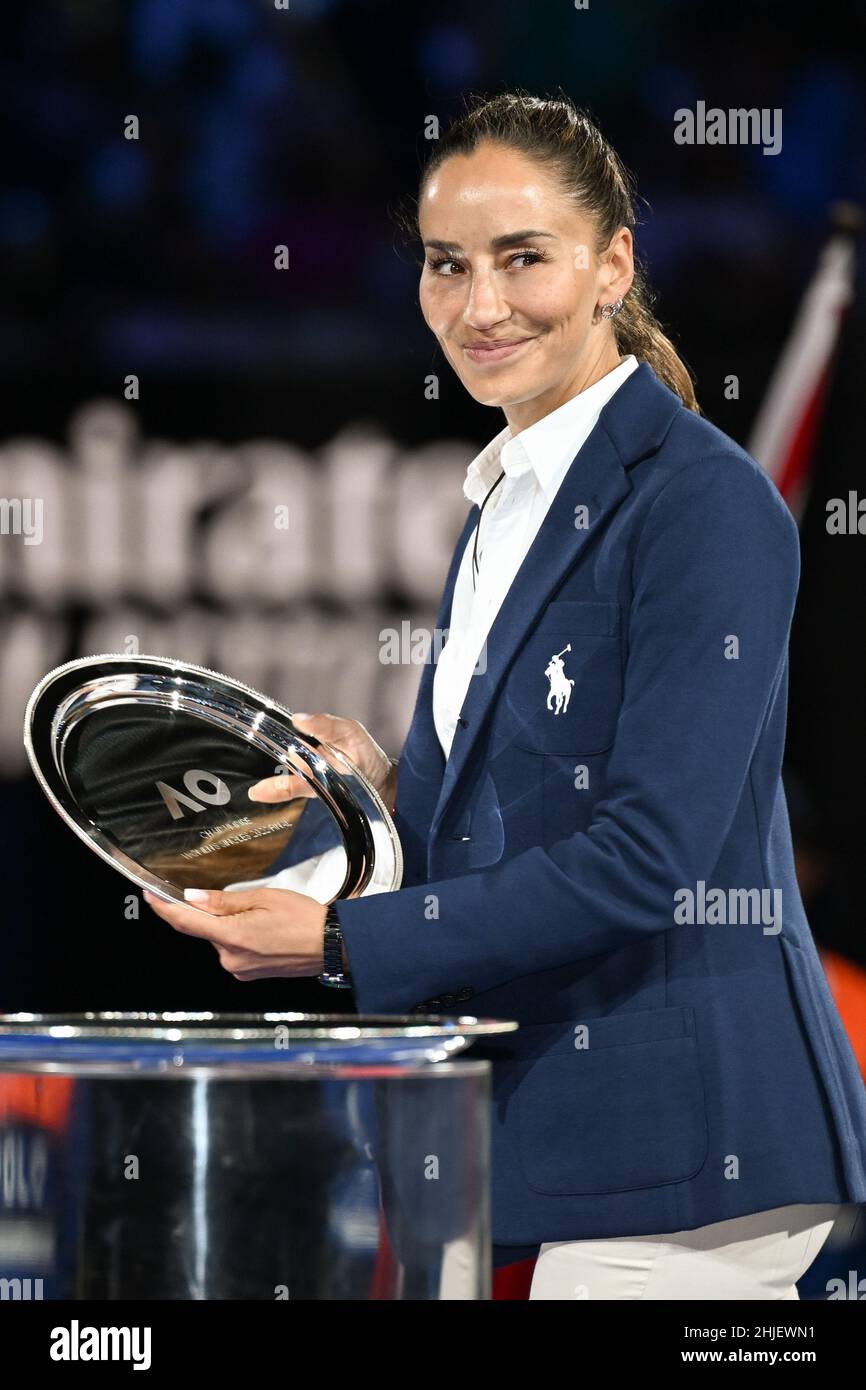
[747,203,861,523]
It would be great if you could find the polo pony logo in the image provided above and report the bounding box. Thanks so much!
[545,644,574,715]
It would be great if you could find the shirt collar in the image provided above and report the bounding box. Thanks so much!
[463,354,639,507]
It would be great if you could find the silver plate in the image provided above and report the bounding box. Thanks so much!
[24,654,403,910]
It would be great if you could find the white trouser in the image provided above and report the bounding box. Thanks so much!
[529,1203,841,1300]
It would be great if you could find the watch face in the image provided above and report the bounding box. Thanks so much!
[24,655,402,909]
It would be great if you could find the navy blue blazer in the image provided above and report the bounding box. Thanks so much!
[337,361,866,1249]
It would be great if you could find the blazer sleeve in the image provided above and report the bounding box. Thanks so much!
[336,453,801,1014]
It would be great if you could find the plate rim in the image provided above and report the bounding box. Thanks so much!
[22,652,403,906]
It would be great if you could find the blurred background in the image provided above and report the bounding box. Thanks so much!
[0,0,864,1046]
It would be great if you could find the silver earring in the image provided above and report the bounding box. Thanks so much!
[599,297,624,320]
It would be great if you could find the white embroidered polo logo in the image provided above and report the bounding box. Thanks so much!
[545,644,574,714]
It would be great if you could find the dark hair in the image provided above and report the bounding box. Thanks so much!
[398,88,701,414]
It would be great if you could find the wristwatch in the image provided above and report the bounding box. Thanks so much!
[319,759,397,989]
[319,902,354,990]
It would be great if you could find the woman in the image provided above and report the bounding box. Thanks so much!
[145,91,866,1299]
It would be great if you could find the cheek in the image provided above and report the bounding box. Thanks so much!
[419,281,454,337]
[518,266,595,324]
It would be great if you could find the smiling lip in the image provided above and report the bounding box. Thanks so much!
[463,337,535,364]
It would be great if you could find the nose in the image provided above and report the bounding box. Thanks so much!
[463,267,510,332]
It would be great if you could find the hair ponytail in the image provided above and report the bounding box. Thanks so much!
[615,259,700,413]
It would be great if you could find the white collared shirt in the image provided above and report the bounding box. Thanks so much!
[432,354,639,758]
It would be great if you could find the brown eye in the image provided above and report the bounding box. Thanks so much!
[427,257,462,276]
[508,250,548,268]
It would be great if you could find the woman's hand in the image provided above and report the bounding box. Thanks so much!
[143,886,329,981]
[248,712,397,807]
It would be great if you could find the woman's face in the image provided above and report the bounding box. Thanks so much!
[418,141,633,429]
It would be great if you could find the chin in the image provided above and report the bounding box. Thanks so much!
[461,371,539,409]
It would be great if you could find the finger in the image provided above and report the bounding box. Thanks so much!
[180,887,266,915]
[143,891,219,938]
[247,772,314,803]
[142,890,246,945]
[292,713,349,741]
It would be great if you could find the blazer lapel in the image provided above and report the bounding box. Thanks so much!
[428,362,683,839]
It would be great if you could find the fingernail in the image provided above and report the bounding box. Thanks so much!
[292,712,309,720]
[247,785,263,800]
[184,888,210,902]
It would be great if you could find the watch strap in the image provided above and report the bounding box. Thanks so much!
[319,903,353,989]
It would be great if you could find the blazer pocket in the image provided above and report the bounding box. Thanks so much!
[515,1005,709,1195]
[506,601,622,754]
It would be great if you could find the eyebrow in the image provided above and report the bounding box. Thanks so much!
[423,229,557,253]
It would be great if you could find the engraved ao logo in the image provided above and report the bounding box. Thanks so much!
[545,644,574,715]
[155,769,231,821]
